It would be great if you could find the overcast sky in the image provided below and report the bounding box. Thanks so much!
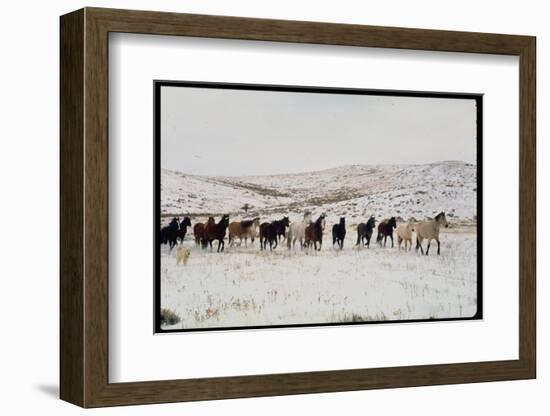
[160,85,477,177]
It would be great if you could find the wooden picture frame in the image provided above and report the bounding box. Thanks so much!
[60,7,536,408]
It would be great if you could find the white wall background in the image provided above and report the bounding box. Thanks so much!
[0,0,545,414]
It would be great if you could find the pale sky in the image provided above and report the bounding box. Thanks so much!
[160,85,478,177]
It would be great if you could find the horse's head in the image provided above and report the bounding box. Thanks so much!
[182,217,191,228]
[389,217,397,228]
[435,212,449,228]
[282,216,290,227]
[367,216,376,228]
[340,217,345,226]
[222,214,230,225]
[253,217,260,227]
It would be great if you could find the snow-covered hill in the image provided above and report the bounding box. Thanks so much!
[161,161,477,224]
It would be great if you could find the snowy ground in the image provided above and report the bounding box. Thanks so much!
[160,226,478,330]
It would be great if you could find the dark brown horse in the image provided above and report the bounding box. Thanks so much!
[205,215,230,252]
[376,217,397,248]
[305,213,326,251]
[259,217,290,251]
[193,217,214,247]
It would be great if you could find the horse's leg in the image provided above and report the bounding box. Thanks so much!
[436,238,441,255]
[390,235,394,248]
[416,237,424,254]
[426,238,431,256]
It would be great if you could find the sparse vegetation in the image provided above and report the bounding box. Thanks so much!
[160,308,181,326]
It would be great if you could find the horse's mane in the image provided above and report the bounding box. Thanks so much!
[435,212,445,221]
[241,219,254,228]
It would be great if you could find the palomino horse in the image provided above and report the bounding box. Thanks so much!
[287,212,312,249]
[332,217,346,249]
[416,212,449,255]
[397,221,415,251]
[376,217,397,248]
[305,213,326,251]
[356,216,376,248]
[205,215,230,252]
[228,217,260,247]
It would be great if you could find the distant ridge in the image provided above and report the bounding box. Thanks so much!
[161,162,477,223]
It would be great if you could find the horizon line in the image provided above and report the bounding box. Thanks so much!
[162,159,476,178]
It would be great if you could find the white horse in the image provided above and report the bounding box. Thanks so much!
[396,221,415,251]
[287,212,312,249]
[415,212,449,255]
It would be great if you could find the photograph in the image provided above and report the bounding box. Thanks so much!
[155,81,482,332]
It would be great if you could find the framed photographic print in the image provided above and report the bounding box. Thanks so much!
[154,81,483,333]
[60,7,536,408]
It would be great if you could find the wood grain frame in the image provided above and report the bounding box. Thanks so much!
[60,7,536,408]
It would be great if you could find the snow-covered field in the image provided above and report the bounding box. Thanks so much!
[160,161,479,330]
[160,227,478,330]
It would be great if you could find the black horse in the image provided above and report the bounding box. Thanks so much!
[332,217,346,249]
[356,216,376,248]
[376,217,397,248]
[160,217,180,250]
[274,216,290,243]
[259,217,290,251]
[176,217,192,243]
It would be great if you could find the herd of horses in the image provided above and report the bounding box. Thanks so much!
[160,211,450,255]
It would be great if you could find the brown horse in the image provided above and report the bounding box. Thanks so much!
[193,217,214,247]
[228,217,260,247]
[205,215,230,252]
[305,213,326,251]
[376,217,397,248]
